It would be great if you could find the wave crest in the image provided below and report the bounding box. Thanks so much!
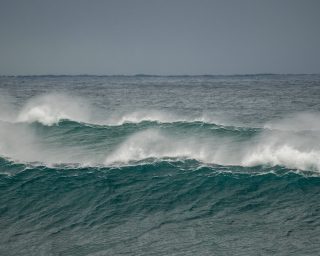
[2,93,320,172]
[16,94,91,126]
[12,94,226,126]
[106,111,225,126]
[242,145,320,171]
[105,127,320,172]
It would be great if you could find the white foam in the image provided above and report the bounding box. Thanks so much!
[107,110,179,125]
[242,145,320,171]
[16,94,91,126]
[13,94,226,127]
[104,115,320,172]
[104,129,240,165]
[241,112,320,170]
[2,93,320,172]
[105,110,226,126]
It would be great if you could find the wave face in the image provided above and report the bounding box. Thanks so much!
[1,75,320,255]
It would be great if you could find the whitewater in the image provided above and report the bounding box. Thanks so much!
[0,75,320,255]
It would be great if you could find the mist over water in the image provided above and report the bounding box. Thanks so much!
[0,75,320,255]
[1,82,320,171]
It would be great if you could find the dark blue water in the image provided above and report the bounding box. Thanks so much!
[0,75,320,255]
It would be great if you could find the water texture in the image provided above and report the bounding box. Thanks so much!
[0,75,319,255]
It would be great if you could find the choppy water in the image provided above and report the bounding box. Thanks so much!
[0,75,320,255]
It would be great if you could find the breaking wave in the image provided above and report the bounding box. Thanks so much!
[1,76,320,256]
[0,93,320,172]
[104,128,320,172]
[16,94,92,125]
[10,94,226,126]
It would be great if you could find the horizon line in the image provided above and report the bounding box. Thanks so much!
[0,73,319,77]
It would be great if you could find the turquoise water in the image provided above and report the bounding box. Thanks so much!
[0,75,320,255]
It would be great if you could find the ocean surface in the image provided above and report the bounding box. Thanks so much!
[0,74,320,255]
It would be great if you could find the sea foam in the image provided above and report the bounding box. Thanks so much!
[16,94,91,126]
[104,114,320,172]
[1,93,320,171]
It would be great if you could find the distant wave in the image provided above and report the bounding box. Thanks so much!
[13,94,320,132]
[10,93,227,126]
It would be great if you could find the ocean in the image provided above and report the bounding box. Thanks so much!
[0,75,319,255]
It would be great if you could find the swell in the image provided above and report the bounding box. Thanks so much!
[1,159,319,230]
[1,156,320,255]
[1,157,319,225]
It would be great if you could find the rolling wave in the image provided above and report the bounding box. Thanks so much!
[0,93,320,172]
[0,121,319,172]
[103,128,320,171]
[16,93,92,125]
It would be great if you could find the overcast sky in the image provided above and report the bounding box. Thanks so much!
[0,0,319,75]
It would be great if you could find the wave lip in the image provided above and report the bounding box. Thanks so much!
[105,110,228,127]
[242,145,320,171]
[107,110,178,125]
[16,94,91,126]
[17,104,69,125]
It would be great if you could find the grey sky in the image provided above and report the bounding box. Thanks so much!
[0,0,319,75]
